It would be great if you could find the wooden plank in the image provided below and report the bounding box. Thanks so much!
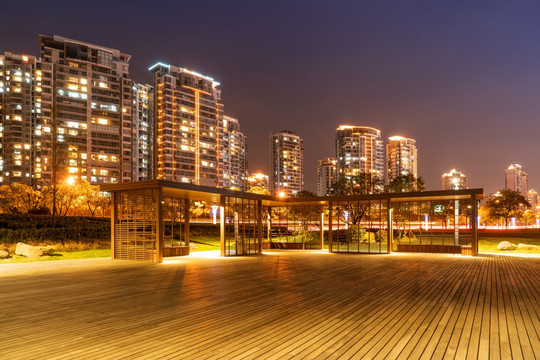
[0,252,538,359]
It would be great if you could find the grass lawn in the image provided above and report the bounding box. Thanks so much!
[479,237,540,253]
[189,235,221,251]
[2,233,538,264]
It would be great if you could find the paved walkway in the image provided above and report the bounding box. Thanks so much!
[1,251,538,359]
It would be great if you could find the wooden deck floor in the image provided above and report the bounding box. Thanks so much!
[0,251,538,359]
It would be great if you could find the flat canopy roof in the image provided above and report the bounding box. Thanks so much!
[102,180,483,206]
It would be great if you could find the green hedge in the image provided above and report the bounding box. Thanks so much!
[0,215,110,243]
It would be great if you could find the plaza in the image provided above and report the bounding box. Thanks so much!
[1,250,538,359]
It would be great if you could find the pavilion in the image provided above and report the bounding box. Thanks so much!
[102,180,483,263]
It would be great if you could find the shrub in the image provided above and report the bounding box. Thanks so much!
[0,214,110,244]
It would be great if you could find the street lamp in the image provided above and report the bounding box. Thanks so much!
[65,177,76,186]
[211,205,219,225]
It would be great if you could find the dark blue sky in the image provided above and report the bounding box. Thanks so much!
[3,0,540,194]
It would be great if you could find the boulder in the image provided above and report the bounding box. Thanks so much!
[15,242,54,259]
[517,243,540,250]
[497,241,517,251]
[0,250,9,259]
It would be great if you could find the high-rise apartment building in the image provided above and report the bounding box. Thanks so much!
[0,52,41,186]
[132,83,153,181]
[527,189,539,211]
[39,35,133,185]
[442,169,468,190]
[387,136,417,180]
[270,130,304,196]
[317,157,336,196]
[219,115,247,190]
[150,63,221,186]
[505,163,528,198]
[335,125,384,188]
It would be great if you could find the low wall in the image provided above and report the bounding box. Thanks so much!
[397,244,462,254]
[270,242,306,250]
[163,246,190,257]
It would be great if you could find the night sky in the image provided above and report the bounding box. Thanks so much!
[3,0,540,195]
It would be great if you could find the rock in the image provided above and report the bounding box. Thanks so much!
[497,241,517,251]
[0,250,9,259]
[15,242,54,259]
[517,243,540,250]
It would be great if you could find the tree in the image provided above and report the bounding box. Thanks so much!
[478,204,497,227]
[77,181,110,217]
[332,173,383,197]
[521,210,536,227]
[291,190,319,232]
[385,174,425,193]
[44,182,78,216]
[433,200,455,229]
[0,184,48,214]
[247,186,270,196]
[484,189,530,228]
[294,190,316,198]
[384,175,424,241]
[330,174,383,224]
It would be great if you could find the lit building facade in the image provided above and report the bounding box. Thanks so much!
[246,172,269,192]
[387,136,417,180]
[0,52,41,186]
[317,157,336,196]
[132,83,153,181]
[527,189,539,211]
[39,35,133,185]
[150,63,221,186]
[442,169,468,190]
[219,115,247,190]
[505,163,528,198]
[335,125,384,188]
[270,130,304,196]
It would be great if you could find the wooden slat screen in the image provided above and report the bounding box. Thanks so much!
[114,189,158,261]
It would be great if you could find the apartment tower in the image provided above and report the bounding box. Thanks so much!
[335,125,384,189]
[317,157,336,196]
[505,163,528,198]
[387,136,417,180]
[132,83,153,181]
[0,52,41,186]
[150,63,222,186]
[270,130,304,196]
[39,35,133,185]
[442,169,468,190]
[219,115,247,190]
